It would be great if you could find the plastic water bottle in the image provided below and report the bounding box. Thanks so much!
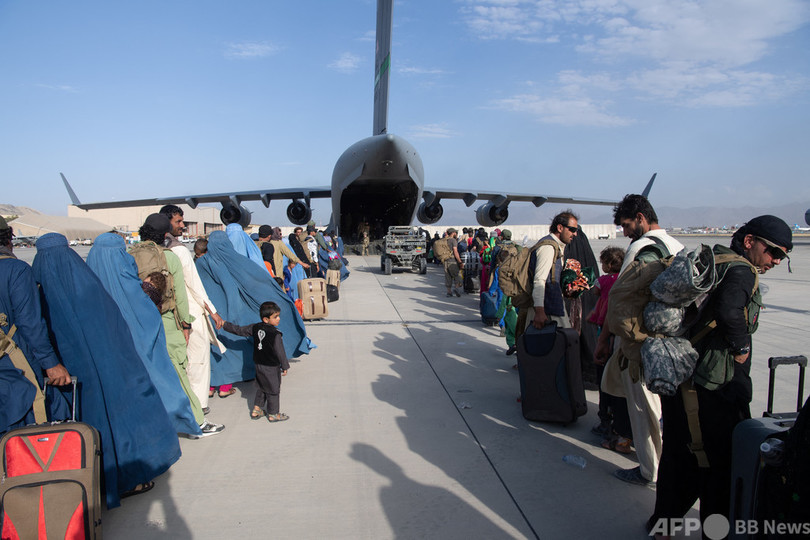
[562,454,587,469]
[760,438,785,466]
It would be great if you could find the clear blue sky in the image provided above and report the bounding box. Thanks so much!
[2,0,809,224]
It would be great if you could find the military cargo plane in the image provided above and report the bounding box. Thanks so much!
[62,0,650,240]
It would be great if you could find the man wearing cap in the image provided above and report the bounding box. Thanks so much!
[131,214,224,437]
[444,228,464,297]
[0,217,71,434]
[648,215,792,534]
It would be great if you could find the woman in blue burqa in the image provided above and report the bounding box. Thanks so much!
[225,222,264,269]
[195,231,313,387]
[32,233,181,509]
[86,232,201,437]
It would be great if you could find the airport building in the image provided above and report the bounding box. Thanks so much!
[67,204,224,237]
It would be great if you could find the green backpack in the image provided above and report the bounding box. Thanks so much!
[432,237,453,263]
[497,239,560,309]
[128,241,177,317]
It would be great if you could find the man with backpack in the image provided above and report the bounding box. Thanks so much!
[527,211,580,331]
[131,214,224,438]
[648,215,792,535]
[594,194,684,487]
[437,228,463,297]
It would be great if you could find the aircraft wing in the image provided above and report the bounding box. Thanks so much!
[421,188,619,208]
[71,186,332,211]
[421,173,656,209]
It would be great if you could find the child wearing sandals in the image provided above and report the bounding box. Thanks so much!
[222,301,290,422]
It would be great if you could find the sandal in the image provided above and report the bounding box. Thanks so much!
[208,389,215,398]
[601,436,634,455]
[614,437,634,454]
[121,480,155,499]
[218,388,237,398]
[267,413,289,423]
[250,408,264,420]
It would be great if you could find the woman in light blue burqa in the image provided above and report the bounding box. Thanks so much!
[33,233,181,508]
[196,231,313,386]
[87,232,201,437]
[225,222,264,269]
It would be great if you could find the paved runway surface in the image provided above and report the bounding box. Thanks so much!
[13,236,809,539]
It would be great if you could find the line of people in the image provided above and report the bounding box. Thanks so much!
[0,208,325,509]
[437,198,793,537]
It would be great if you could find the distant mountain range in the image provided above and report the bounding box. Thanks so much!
[434,200,810,229]
[0,204,42,217]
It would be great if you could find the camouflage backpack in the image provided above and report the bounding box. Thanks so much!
[128,241,177,317]
[605,238,673,345]
[604,237,672,381]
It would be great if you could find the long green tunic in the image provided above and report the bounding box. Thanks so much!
[162,250,203,424]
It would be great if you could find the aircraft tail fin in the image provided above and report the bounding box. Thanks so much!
[60,173,82,205]
[373,0,392,136]
[641,173,657,199]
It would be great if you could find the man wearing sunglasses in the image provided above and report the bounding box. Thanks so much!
[527,210,580,331]
[650,214,792,534]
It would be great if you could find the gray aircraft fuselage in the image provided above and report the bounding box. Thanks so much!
[331,133,424,239]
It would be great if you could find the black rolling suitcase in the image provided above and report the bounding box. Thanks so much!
[0,377,102,540]
[729,355,806,539]
[516,323,587,424]
[462,252,481,294]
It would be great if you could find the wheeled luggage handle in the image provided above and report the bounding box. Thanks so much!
[43,375,79,422]
[768,355,808,369]
[766,355,806,416]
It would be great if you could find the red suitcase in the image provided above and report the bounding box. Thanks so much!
[0,378,102,540]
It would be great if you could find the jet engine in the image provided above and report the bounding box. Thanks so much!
[416,201,443,224]
[475,202,509,227]
[286,200,312,226]
[220,204,252,229]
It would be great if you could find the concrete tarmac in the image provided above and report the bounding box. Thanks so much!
[12,236,809,539]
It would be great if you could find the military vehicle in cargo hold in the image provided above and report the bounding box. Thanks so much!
[380,226,427,275]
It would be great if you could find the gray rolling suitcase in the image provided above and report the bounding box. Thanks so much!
[516,323,587,424]
[729,355,806,539]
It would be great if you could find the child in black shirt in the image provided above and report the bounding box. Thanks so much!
[222,301,290,422]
